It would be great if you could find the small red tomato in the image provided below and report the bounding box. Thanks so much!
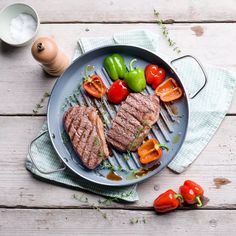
[107,80,129,104]
[145,64,166,89]
[151,68,166,89]
[145,64,158,84]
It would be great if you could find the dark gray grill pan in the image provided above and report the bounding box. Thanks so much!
[29,45,207,186]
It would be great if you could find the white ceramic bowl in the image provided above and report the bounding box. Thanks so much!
[0,3,40,47]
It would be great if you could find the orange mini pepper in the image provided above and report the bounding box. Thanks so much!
[138,139,169,164]
[155,78,183,102]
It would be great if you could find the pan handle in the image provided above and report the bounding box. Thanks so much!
[28,130,66,174]
[171,55,208,99]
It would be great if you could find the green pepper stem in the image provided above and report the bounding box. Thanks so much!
[129,59,137,71]
[154,144,169,151]
[174,193,184,203]
[195,196,203,207]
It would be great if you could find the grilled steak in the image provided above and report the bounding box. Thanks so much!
[106,93,160,152]
[64,105,109,169]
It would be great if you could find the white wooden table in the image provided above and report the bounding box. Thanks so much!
[0,1,236,235]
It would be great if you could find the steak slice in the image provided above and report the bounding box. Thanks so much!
[64,105,109,169]
[106,93,160,152]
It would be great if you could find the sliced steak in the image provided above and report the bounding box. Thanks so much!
[106,93,160,152]
[64,105,109,169]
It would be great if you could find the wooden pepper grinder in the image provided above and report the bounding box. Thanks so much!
[31,37,70,76]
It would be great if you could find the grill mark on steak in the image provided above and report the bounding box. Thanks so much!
[77,122,93,157]
[64,105,109,169]
[128,93,158,113]
[115,110,143,131]
[64,107,78,131]
[72,116,88,151]
[114,116,140,134]
[106,138,126,152]
[82,126,97,164]
[126,94,153,113]
[121,104,144,123]
[68,107,86,140]
[107,93,160,152]
[107,123,134,145]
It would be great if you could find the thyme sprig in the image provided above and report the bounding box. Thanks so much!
[73,194,108,219]
[129,216,147,224]
[98,197,118,206]
[154,10,181,54]
[33,92,50,114]
[99,160,129,172]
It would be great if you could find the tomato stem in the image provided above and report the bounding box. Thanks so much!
[195,196,203,208]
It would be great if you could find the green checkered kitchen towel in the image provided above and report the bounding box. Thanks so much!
[26,29,236,201]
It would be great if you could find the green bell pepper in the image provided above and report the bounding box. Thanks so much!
[124,59,146,92]
[103,53,126,81]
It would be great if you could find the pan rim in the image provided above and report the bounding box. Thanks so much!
[47,44,190,187]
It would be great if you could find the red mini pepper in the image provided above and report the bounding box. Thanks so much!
[145,64,166,89]
[153,189,183,213]
[83,65,107,98]
[107,80,129,104]
[179,180,204,207]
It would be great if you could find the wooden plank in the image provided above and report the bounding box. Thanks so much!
[1,0,236,22]
[0,116,235,209]
[0,209,236,236]
[0,23,236,115]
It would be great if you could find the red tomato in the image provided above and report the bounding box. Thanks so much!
[145,64,166,89]
[107,80,129,104]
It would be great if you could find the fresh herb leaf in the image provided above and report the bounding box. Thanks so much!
[129,216,147,224]
[98,150,105,159]
[61,131,69,144]
[86,65,95,72]
[98,197,118,206]
[44,92,50,98]
[94,137,100,147]
[73,194,89,203]
[32,91,50,115]
[154,10,181,54]
[73,194,108,220]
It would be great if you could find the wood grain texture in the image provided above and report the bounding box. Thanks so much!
[0,23,236,115]
[0,116,235,209]
[1,0,236,22]
[0,209,236,236]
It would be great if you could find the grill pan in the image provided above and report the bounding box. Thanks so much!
[29,45,207,186]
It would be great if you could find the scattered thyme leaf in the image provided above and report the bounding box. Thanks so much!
[142,216,147,224]
[32,91,50,115]
[130,217,139,224]
[98,197,118,206]
[129,216,147,224]
[44,92,50,98]
[154,10,181,54]
[36,104,43,109]
[73,194,89,203]
[98,150,106,159]
[73,194,108,220]
[61,131,69,144]
[94,137,100,147]
[123,154,130,162]
[86,65,95,72]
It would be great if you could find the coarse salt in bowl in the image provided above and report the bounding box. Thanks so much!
[0,3,39,47]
